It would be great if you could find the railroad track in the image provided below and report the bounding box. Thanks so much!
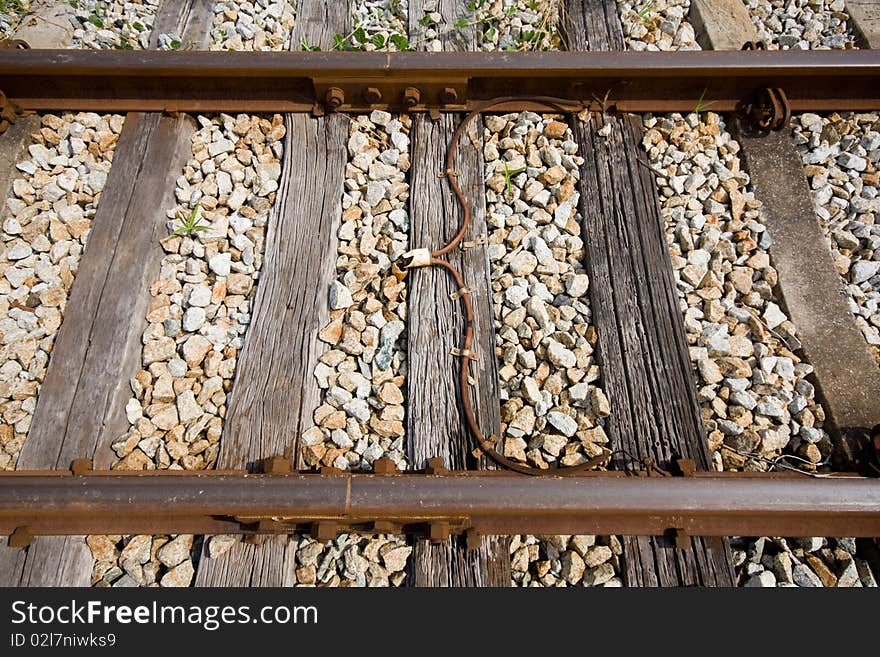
[0,0,879,588]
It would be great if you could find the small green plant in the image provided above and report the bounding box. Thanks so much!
[330,25,410,52]
[503,161,526,196]
[173,203,210,237]
[0,0,27,17]
[300,36,321,51]
[636,4,656,28]
[693,88,716,118]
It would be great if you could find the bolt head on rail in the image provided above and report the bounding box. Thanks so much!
[363,86,382,104]
[325,86,345,111]
[440,87,458,104]
[403,86,421,108]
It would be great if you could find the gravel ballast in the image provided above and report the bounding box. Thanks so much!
[793,112,880,364]
[68,0,159,49]
[623,3,874,585]
[615,0,700,51]
[743,0,857,49]
[476,0,562,51]
[0,0,29,37]
[483,111,611,471]
[300,111,411,473]
[1,112,124,471]
[644,110,833,472]
[210,0,296,51]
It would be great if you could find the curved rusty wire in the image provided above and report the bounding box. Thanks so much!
[413,96,611,476]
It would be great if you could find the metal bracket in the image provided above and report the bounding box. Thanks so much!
[428,521,450,544]
[465,527,482,551]
[8,526,32,549]
[372,456,398,474]
[0,38,30,50]
[461,235,488,249]
[71,459,93,476]
[0,88,25,136]
[449,285,475,301]
[745,86,791,131]
[372,520,400,534]
[642,456,672,477]
[424,457,449,475]
[313,78,468,114]
[674,458,696,477]
[313,520,338,543]
[451,347,478,360]
[258,455,292,474]
[671,527,691,550]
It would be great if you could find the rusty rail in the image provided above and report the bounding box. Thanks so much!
[1,469,879,543]
[0,49,879,114]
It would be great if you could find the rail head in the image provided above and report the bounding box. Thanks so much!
[1,49,879,115]
[1,470,878,543]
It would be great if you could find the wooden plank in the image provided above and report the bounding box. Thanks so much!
[151,0,216,50]
[1,1,213,588]
[733,121,880,465]
[5,112,198,587]
[17,113,195,472]
[0,2,72,587]
[403,0,510,588]
[194,0,351,587]
[848,0,880,49]
[564,0,735,587]
[689,0,757,50]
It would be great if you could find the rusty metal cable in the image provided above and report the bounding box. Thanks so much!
[404,97,611,476]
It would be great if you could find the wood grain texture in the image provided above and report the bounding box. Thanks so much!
[0,537,26,588]
[4,113,197,588]
[195,0,351,588]
[564,0,735,587]
[403,0,510,588]
[203,113,346,473]
[18,112,195,472]
[1,1,212,588]
[151,0,216,50]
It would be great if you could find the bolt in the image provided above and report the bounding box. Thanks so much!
[325,87,345,110]
[403,86,421,108]
[363,86,383,104]
[440,87,458,104]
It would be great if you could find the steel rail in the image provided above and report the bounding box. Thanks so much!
[1,470,879,539]
[1,50,879,113]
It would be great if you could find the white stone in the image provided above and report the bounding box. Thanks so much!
[329,281,354,310]
[546,411,578,437]
[182,307,206,332]
[189,285,212,307]
[208,252,232,277]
